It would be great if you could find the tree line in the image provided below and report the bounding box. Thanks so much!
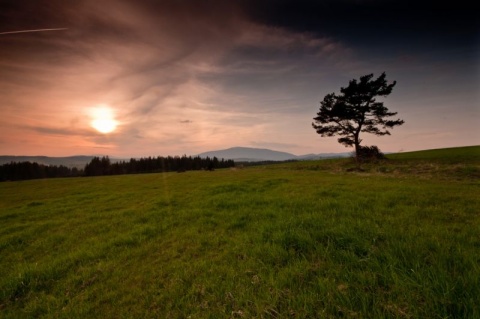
[0,155,234,181]
[84,155,234,176]
[0,161,81,181]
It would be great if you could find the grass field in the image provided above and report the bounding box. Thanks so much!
[1,146,479,318]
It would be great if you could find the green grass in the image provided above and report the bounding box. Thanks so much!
[1,146,479,318]
[387,145,480,163]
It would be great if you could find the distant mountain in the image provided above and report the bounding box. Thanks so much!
[198,147,296,162]
[197,147,350,162]
[0,156,96,169]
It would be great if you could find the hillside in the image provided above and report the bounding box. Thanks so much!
[387,145,480,163]
[272,145,480,180]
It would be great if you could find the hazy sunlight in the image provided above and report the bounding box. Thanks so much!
[90,105,118,134]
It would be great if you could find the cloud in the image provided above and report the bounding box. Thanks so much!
[29,126,93,137]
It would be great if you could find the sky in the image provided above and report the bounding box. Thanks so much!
[0,0,478,157]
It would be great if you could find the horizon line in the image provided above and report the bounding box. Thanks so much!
[0,144,478,159]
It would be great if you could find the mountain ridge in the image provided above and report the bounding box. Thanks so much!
[198,147,350,162]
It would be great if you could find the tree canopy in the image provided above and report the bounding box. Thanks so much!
[312,72,404,159]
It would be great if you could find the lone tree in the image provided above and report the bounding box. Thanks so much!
[312,72,404,159]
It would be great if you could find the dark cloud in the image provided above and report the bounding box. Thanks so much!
[242,0,479,45]
[28,125,97,137]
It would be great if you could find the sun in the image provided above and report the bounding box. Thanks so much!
[90,105,118,134]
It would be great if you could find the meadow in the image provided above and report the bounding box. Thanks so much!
[1,146,479,318]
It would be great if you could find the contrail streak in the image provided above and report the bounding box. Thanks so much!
[0,28,68,35]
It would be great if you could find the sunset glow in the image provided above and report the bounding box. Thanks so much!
[90,106,118,134]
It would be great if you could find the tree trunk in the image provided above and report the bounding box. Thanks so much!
[354,135,360,162]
